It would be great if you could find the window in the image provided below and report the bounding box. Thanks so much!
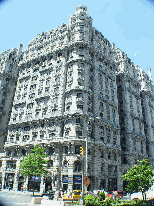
[45,87,49,92]
[55,77,60,82]
[48,147,54,155]
[24,126,30,131]
[64,146,68,154]
[46,80,50,85]
[53,97,58,102]
[108,152,111,159]
[78,82,83,86]
[79,63,84,68]
[65,131,69,136]
[66,106,70,111]
[75,145,81,154]
[100,137,104,142]
[48,160,53,167]
[111,89,114,95]
[16,135,20,141]
[54,87,59,93]
[76,118,81,124]
[100,102,103,108]
[74,161,82,172]
[101,151,104,158]
[77,105,83,110]
[63,160,68,167]
[40,81,43,86]
[76,131,82,137]
[49,122,56,127]
[77,93,83,98]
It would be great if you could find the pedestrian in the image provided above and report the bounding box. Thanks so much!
[114,191,118,200]
[59,190,61,198]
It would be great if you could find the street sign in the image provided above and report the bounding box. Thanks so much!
[84,176,91,187]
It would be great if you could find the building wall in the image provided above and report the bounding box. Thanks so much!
[0,45,23,153]
[0,5,154,192]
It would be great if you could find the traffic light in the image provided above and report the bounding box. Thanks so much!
[80,146,84,156]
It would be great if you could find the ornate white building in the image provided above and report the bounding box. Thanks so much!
[0,5,154,193]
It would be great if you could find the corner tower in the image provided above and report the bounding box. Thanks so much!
[69,5,92,42]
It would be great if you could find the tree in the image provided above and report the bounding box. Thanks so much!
[19,144,49,195]
[123,158,154,200]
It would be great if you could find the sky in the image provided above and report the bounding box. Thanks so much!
[0,0,154,81]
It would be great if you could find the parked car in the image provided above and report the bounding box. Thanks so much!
[106,191,113,198]
[72,190,81,200]
[42,190,54,200]
[62,193,68,200]
[106,191,123,198]
[131,189,154,200]
[117,191,124,198]
[93,189,107,196]
[131,192,142,200]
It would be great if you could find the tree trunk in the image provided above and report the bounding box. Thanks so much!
[33,182,35,196]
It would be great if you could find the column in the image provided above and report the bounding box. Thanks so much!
[23,176,28,191]
[68,161,73,193]
[40,176,44,193]
[1,159,6,189]
[13,159,20,191]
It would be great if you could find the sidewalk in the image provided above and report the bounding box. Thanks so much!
[1,189,42,196]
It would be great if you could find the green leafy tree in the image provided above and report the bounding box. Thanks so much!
[19,144,49,195]
[123,158,154,200]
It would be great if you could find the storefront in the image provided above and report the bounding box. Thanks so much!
[99,179,105,190]
[28,175,40,192]
[45,176,52,192]
[108,178,117,191]
[18,176,24,191]
[62,175,68,192]
[73,175,82,190]
[5,173,14,189]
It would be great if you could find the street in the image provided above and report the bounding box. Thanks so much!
[0,190,32,206]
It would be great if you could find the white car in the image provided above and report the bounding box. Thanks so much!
[131,192,142,200]
[93,190,107,196]
[131,189,154,200]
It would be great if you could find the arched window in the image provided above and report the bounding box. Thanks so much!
[74,161,82,172]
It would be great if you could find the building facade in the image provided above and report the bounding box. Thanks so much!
[0,6,154,193]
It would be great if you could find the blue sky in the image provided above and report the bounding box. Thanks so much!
[0,0,154,81]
